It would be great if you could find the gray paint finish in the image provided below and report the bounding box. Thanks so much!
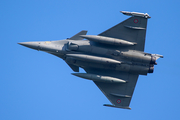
[18,11,163,109]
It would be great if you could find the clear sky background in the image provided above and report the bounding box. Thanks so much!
[1,0,180,120]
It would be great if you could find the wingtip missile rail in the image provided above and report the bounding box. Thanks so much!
[120,11,151,18]
[103,104,131,110]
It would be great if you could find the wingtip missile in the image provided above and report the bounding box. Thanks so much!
[120,11,151,18]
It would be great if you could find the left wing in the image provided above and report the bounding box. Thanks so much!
[84,68,139,109]
[99,11,150,51]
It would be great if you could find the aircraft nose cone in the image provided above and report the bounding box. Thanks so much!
[18,42,40,50]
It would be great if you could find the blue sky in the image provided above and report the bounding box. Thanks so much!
[1,0,180,120]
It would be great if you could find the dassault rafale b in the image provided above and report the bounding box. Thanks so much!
[19,11,163,109]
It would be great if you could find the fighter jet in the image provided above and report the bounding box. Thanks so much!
[18,11,163,109]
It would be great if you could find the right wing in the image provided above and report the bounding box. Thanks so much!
[99,13,149,51]
[84,68,139,109]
